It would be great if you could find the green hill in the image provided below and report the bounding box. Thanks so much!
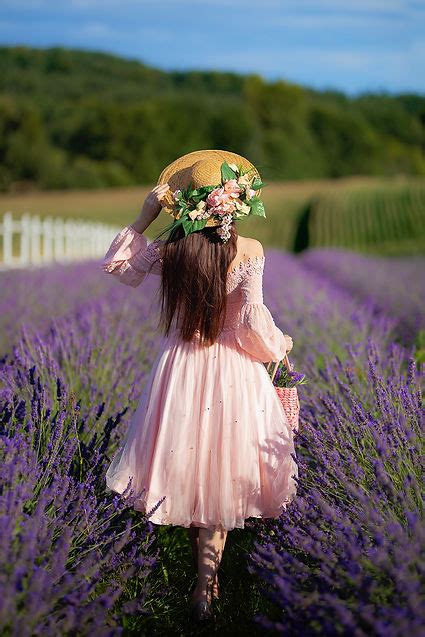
[0,45,424,192]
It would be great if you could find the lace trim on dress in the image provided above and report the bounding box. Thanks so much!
[146,238,265,291]
[146,239,164,264]
[226,255,265,291]
[146,239,266,279]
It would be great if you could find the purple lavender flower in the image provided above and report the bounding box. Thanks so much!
[0,244,423,635]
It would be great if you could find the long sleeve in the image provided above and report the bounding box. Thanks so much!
[234,260,288,363]
[102,224,163,287]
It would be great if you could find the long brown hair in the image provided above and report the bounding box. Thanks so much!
[152,222,238,346]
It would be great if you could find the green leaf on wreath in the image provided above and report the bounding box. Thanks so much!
[252,177,265,191]
[191,218,208,232]
[182,217,193,236]
[181,216,208,235]
[249,197,266,217]
[221,161,237,182]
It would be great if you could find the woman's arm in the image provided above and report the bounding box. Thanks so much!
[102,184,170,286]
[130,184,170,234]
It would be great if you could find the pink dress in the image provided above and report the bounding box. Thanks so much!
[102,225,298,530]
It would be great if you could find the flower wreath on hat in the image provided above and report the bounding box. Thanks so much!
[159,162,266,243]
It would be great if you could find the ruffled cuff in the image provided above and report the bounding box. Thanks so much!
[235,302,288,363]
[102,225,149,287]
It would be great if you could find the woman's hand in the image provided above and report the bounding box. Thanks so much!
[131,184,170,234]
[284,335,293,353]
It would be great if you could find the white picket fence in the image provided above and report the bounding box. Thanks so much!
[0,212,122,270]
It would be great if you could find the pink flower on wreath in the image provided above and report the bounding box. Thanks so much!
[206,186,231,208]
[223,179,241,198]
[210,200,236,217]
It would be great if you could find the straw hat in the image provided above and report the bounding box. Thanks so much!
[157,149,262,227]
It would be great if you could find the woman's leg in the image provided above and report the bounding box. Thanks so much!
[191,526,228,602]
[188,524,199,572]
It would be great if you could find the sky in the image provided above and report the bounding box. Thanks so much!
[0,0,423,96]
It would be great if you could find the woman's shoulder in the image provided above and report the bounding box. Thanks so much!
[152,234,264,267]
[237,235,264,259]
[227,235,265,279]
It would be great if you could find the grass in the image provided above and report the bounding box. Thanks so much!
[119,524,279,635]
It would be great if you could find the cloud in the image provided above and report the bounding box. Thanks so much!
[192,39,422,93]
[66,0,418,10]
[0,0,418,22]
[0,0,51,7]
[0,0,422,93]
[264,12,408,30]
[290,0,408,13]
[77,22,114,37]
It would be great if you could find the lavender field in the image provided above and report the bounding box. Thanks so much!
[0,247,423,636]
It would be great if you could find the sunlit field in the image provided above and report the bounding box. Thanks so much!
[2,175,424,255]
[0,171,424,635]
[0,232,423,634]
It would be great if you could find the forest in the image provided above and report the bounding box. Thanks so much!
[0,45,424,192]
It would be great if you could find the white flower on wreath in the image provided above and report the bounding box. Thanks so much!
[216,213,233,241]
[188,200,211,221]
[235,200,251,215]
[188,209,202,221]
[237,174,252,188]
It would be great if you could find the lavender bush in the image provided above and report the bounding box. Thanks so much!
[0,248,423,634]
[0,260,113,357]
[247,250,424,636]
[298,248,425,348]
[248,339,423,635]
[0,281,164,635]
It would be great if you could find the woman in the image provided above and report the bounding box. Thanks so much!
[102,150,298,622]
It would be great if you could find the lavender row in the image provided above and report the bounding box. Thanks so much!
[0,260,111,358]
[0,247,423,633]
[0,277,164,636]
[1,247,422,360]
[247,337,423,636]
[298,248,425,347]
[247,250,424,636]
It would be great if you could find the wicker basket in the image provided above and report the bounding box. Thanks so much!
[267,355,300,434]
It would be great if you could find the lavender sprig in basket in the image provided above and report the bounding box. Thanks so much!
[266,354,307,434]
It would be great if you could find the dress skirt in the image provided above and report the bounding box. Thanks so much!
[105,328,299,531]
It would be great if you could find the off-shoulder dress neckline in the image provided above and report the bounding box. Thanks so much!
[227,254,265,277]
[150,233,265,278]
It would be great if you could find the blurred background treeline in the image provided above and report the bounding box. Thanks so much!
[1,45,425,257]
[1,45,425,192]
